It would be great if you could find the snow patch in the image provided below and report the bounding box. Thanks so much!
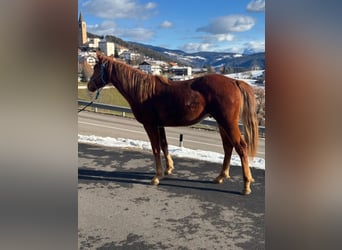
[78,134,265,170]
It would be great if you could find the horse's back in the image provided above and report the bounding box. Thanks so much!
[190,74,240,99]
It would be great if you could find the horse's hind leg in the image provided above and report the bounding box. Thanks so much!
[158,127,174,175]
[219,122,254,194]
[214,126,233,184]
[232,128,254,195]
[144,125,163,185]
[235,135,255,195]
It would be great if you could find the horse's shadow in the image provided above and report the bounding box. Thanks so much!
[78,143,246,195]
[78,168,242,195]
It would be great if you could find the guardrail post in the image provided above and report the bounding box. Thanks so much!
[179,134,183,148]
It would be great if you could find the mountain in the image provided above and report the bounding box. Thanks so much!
[104,35,178,64]
[88,32,264,69]
[130,42,265,69]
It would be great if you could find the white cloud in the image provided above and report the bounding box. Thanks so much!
[247,0,265,12]
[211,34,235,42]
[244,40,265,52]
[180,43,212,53]
[199,34,234,48]
[197,15,256,34]
[87,20,154,41]
[159,20,173,28]
[180,34,238,53]
[145,2,156,10]
[220,40,265,54]
[87,20,117,36]
[82,0,156,19]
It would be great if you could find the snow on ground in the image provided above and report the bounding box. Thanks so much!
[78,134,265,170]
[226,70,264,79]
[225,70,265,86]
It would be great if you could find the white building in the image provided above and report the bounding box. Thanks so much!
[170,66,192,76]
[139,61,162,75]
[78,51,97,71]
[121,50,141,62]
[99,40,115,56]
[86,37,101,48]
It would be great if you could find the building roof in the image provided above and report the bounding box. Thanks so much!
[139,61,162,67]
[79,12,84,23]
[139,61,152,66]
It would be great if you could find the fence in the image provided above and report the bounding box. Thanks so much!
[78,100,265,137]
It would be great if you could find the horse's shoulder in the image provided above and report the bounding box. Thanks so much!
[155,75,171,85]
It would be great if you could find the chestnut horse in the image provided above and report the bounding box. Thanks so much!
[88,52,258,194]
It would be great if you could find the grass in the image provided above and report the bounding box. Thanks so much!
[78,85,134,116]
[78,87,129,107]
[78,81,88,86]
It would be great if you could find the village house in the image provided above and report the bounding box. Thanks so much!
[120,50,141,62]
[86,37,101,48]
[139,61,162,75]
[169,65,193,80]
[99,39,115,56]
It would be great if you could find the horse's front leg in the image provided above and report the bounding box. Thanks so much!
[144,125,163,185]
[158,126,174,175]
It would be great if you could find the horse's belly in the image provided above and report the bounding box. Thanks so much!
[161,110,208,126]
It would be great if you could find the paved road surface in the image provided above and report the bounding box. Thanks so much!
[78,148,264,249]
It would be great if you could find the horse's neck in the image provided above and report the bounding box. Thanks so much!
[109,61,130,92]
[109,61,150,104]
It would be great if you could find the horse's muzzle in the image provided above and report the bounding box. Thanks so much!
[87,81,97,92]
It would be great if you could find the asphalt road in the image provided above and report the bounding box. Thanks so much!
[78,111,265,249]
[78,144,264,249]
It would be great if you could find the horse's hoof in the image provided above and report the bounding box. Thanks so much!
[242,189,252,195]
[213,177,224,184]
[151,177,160,185]
[213,175,230,184]
[164,168,173,175]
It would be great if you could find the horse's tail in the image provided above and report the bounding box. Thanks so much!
[236,80,258,157]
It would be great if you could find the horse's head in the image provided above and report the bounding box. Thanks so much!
[87,52,109,92]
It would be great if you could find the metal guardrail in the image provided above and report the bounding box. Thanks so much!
[78,100,265,137]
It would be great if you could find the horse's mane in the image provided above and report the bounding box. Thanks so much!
[105,57,170,102]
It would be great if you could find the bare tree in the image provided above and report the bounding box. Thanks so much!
[254,87,265,126]
[81,61,93,82]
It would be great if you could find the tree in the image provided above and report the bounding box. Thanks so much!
[254,87,265,126]
[114,49,119,58]
[80,61,93,82]
[207,65,215,73]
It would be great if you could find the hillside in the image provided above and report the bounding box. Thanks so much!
[88,32,265,69]
[87,33,180,64]
[131,42,265,69]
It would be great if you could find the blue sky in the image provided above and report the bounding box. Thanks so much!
[78,0,264,53]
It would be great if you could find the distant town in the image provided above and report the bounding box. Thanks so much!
[78,13,265,86]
